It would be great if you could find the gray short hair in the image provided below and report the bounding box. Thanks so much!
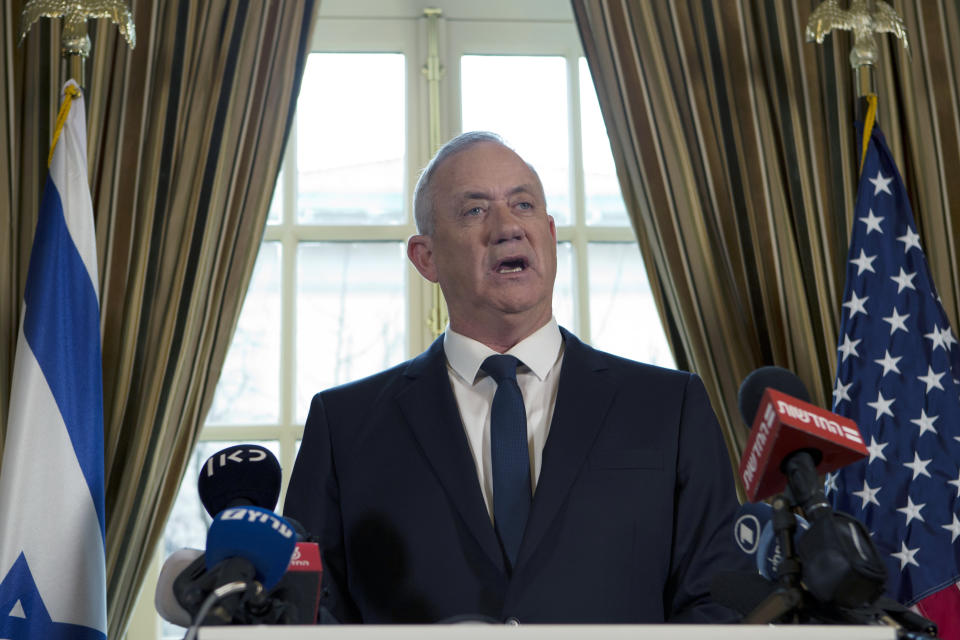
[413,131,540,235]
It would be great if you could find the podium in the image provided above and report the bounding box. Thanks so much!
[198,625,897,639]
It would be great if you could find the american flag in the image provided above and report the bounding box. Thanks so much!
[828,116,960,638]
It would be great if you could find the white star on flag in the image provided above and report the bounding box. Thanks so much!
[860,209,884,233]
[866,436,888,464]
[903,452,933,480]
[917,366,946,393]
[892,542,920,571]
[924,325,947,352]
[843,291,869,318]
[838,334,861,362]
[866,391,895,420]
[943,515,960,544]
[897,227,922,253]
[824,472,839,496]
[852,479,882,508]
[890,268,917,293]
[850,249,877,275]
[869,170,893,195]
[882,307,910,335]
[874,350,901,377]
[833,378,852,407]
[897,497,926,526]
[909,409,938,437]
[950,471,960,498]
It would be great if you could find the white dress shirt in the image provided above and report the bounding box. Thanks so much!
[443,318,565,521]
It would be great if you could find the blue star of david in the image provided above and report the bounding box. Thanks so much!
[0,553,105,640]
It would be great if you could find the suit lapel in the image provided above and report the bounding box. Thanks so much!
[395,337,506,573]
[516,330,615,567]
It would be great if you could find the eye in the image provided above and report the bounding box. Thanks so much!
[464,206,483,216]
[516,201,533,210]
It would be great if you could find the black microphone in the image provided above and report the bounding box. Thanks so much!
[198,444,282,516]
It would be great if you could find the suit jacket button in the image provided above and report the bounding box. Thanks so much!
[505,617,520,626]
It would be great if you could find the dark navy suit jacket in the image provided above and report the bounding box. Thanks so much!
[283,329,749,623]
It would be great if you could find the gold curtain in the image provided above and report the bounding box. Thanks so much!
[572,0,960,472]
[0,1,318,637]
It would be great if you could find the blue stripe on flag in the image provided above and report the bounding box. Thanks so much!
[22,177,105,539]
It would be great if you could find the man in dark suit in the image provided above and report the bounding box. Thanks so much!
[284,132,749,624]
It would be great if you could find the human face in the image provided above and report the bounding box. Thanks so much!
[407,142,557,343]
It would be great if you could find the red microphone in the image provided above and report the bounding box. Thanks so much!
[737,367,868,502]
[279,541,323,623]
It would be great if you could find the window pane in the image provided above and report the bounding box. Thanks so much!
[297,242,406,421]
[579,59,629,227]
[461,55,570,225]
[588,243,674,367]
[553,242,575,331]
[206,243,281,425]
[296,53,405,225]
[161,440,280,639]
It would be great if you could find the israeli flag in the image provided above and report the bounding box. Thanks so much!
[0,80,107,639]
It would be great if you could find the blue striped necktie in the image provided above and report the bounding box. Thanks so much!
[481,354,531,572]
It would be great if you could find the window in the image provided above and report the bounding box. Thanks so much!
[138,3,673,637]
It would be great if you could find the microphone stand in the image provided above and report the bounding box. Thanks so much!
[743,494,805,624]
[183,582,250,640]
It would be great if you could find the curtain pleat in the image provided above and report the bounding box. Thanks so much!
[573,0,960,479]
[0,1,318,637]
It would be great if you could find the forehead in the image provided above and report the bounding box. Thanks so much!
[433,142,541,200]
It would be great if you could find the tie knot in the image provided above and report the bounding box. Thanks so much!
[481,354,520,384]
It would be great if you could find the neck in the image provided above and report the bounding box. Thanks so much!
[449,312,551,353]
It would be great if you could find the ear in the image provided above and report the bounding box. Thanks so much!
[548,214,557,242]
[407,234,439,283]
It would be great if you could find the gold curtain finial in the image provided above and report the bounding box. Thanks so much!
[19,0,136,58]
[805,0,908,72]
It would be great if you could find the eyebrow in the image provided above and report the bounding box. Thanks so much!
[459,184,539,201]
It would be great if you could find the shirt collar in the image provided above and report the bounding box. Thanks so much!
[444,317,562,385]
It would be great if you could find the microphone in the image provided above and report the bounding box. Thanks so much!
[175,505,297,626]
[156,548,203,626]
[273,516,324,624]
[733,502,809,581]
[737,366,868,504]
[198,444,282,516]
[735,367,886,611]
[173,444,322,624]
[204,505,296,590]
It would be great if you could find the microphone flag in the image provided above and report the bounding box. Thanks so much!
[830,97,960,639]
[0,81,107,639]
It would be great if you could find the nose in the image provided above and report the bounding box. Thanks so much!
[488,201,524,244]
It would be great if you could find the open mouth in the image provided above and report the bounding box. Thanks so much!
[496,258,528,274]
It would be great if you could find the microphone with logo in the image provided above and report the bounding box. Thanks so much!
[733,366,887,623]
[156,445,323,628]
[176,505,297,639]
[195,444,324,623]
